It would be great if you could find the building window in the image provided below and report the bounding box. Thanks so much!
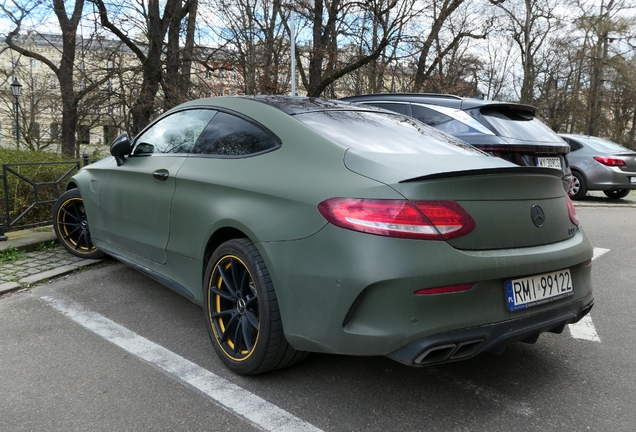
[30,123,41,140]
[78,126,90,144]
[103,125,118,145]
[50,123,61,141]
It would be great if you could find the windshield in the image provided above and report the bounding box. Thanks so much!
[481,107,563,143]
[294,110,484,156]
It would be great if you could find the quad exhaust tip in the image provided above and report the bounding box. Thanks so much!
[414,339,484,365]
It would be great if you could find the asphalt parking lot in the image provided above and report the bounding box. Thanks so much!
[0,196,634,431]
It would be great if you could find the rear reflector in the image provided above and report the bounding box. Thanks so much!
[317,198,475,240]
[593,156,626,167]
[414,284,473,295]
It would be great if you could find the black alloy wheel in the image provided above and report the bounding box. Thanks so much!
[53,189,105,259]
[603,189,630,199]
[203,239,306,375]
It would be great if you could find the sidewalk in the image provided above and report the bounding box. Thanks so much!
[0,226,106,296]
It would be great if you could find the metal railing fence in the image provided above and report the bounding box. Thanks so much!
[0,153,90,240]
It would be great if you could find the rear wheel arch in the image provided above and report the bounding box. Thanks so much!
[203,227,249,281]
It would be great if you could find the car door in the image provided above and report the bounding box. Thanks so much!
[99,108,217,264]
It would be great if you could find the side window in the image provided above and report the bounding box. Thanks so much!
[565,138,583,152]
[133,109,217,155]
[411,105,453,127]
[191,112,280,156]
[366,102,411,116]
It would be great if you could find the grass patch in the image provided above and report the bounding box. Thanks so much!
[0,246,26,263]
[35,240,59,251]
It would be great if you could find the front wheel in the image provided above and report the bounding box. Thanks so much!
[203,239,306,375]
[603,189,630,199]
[53,189,106,259]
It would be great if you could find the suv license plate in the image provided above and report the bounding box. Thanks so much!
[536,157,562,169]
[630,177,636,184]
[505,269,573,312]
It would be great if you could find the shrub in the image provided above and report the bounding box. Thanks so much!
[0,148,81,230]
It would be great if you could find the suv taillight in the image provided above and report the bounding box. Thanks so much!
[317,198,475,240]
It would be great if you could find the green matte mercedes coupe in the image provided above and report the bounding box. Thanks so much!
[53,96,594,375]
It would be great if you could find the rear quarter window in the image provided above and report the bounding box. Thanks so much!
[191,112,280,157]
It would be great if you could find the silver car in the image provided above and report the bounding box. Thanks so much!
[560,134,636,199]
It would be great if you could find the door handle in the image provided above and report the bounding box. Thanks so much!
[152,170,169,181]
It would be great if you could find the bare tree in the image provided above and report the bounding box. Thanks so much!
[287,0,416,97]
[204,0,290,95]
[2,0,108,156]
[92,0,198,134]
[490,0,564,105]
[410,0,491,92]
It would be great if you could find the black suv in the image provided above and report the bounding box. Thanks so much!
[341,93,571,192]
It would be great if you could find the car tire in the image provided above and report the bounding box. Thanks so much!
[203,238,307,375]
[603,189,630,199]
[569,171,587,200]
[53,188,106,259]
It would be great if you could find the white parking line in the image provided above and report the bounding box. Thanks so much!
[569,315,601,342]
[592,247,610,261]
[567,247,608,342]
[36,292,324,432]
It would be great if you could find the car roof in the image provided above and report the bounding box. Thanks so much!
[242,95,380,116]
[341,93,537,115]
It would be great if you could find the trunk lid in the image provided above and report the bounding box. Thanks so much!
[345,151,575,250]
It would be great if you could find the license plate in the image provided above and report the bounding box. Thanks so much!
[630,177,636,184]
[505,269,573,312]
[536,157,562,169]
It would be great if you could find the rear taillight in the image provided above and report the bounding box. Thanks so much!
[593,156,626,167]
[566,196,580,226]
[317,198,475,240]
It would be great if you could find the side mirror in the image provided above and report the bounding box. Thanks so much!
[110,133,132,166]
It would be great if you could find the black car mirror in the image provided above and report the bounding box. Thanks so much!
[110,133,132,166]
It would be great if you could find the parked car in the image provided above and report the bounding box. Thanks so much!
[53,96,593,375]
[341,93,572,192]
[559,134,636,200]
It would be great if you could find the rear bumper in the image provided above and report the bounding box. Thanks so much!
[387,293,594,366]
[577,166,636,191]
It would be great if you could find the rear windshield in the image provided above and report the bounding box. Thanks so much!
[294,110,484,156]
[481,108,563,143]
[578,136,632,153]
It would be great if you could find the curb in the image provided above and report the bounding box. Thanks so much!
[0,228,58,253]
[0,258,107,296]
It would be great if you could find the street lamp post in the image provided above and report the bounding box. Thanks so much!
[10,77,22,149]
